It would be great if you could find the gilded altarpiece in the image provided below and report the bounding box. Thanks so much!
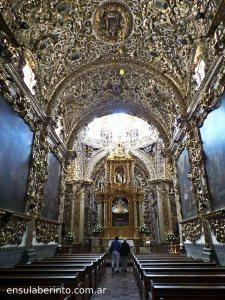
[96,146,144,240]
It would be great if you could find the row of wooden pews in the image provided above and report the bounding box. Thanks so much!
[0,253,106,300]
[133,253,225,300]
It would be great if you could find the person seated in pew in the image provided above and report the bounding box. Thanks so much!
[109,237,121,274]
[120,239,130,272]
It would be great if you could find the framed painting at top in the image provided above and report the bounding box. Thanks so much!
[0,95,34,213]
[200,92,225,211]
[176,148,197,220]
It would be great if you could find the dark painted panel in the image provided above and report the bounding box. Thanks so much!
[200,93,225,210]
[42,151,61,220]
[0,95,33,212]
[176,149,197,220]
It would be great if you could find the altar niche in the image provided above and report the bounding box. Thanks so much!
[114,167,125,183]
[112,195,129,227]
[96,144,144,239]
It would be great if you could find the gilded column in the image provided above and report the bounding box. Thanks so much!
[185,121,213,257]
[133,200,137,227]
[156,184,164,241]
[79,188,85,243]
[103,201,108,229]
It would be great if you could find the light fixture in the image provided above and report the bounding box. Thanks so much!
[120,69,125,76]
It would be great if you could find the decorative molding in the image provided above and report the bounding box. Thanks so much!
[0,210,31,247]
[35,218,59,244]
[185,122,211,212]
[181,218,202,242]
[206,210,225,243]
[26,126,49,215]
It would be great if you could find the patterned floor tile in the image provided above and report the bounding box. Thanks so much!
[91,267,140,300]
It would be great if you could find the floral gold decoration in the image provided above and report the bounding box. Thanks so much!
[164,231,177,244]
[206,211,225,244]
[65,231,76,244]
[181,219,202,243]
[35,219,59,244]
[0,210,31,247]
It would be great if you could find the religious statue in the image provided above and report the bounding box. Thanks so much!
[97,176,105,192]
[116,171,124,183]
[113,198,128,214]
[193,59,206,89]
[193,45,206,90]
[22,50,37,95]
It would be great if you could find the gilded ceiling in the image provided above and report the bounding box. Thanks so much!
[0,0,218,146]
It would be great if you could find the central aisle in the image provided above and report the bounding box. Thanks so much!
[91,266,140,300]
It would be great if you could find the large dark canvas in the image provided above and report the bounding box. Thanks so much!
[200,93,225,210]
[0,95,33,212]
[42,151,61,220]
[176,149,197,220]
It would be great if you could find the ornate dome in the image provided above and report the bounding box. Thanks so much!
[78,113,160,150]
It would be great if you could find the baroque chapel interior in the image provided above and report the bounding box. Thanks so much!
[1,0,225,299]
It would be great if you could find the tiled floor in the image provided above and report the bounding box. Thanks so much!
[91,266,140,300]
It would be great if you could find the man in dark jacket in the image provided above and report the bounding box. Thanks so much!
[120,239,130,272]
[109,237,121,273]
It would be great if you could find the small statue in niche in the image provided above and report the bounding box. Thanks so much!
[97,175,105,192]
[116,172,124,183]
[115,168,125,183]
[193,59,206,89]
[192,45,206,90]
[22,56,37,95]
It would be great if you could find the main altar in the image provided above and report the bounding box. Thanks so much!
[96,144,144,240]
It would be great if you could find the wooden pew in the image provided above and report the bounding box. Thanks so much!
[135,262,218,282]
[17,264,94,297]
[142,273,225,300]
[141,267,225,274]
[30,261,97,289]
[138,262,216,267]
[33,253,106,293]
[0,253,106,299]
[56,255,106,279]
[33,257,102,286]
[132,253,225,299]
[150,282,225,300]
[135,257,203,262]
